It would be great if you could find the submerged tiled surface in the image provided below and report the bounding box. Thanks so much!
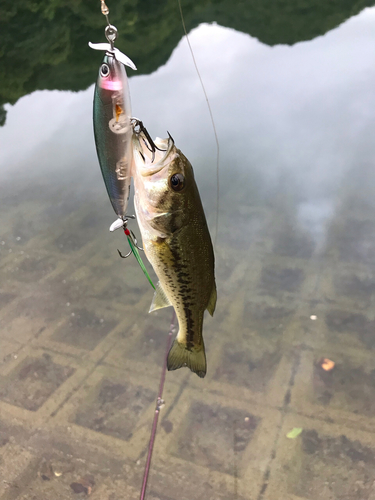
[2,164,375,500]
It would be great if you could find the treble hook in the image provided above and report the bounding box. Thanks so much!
[131,118,167,163]
[114,216,155,289]
[130,229,144,251]
[117,248,131,259]
[117,220,144,258]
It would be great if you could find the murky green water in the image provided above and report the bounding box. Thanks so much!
[2,2,375,500]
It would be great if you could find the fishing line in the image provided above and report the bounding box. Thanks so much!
[100,0,110,25]
[177,0,220,248]
[233,420,238,499]
[140,312,176,500]
[94,3,213,498]
[140,6,220,497]
[141,6,222,498]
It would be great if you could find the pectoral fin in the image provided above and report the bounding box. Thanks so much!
[150,210,184,234]
[149,281,172,313]
[206,282,217,316]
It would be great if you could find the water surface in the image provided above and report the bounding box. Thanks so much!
[1,5,375,500]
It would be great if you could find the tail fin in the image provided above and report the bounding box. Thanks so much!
[167,340,206,378]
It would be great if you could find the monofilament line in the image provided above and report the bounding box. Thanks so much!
[139,312,176,500]
[178,0,220,248]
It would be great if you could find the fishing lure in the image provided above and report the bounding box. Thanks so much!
[89,1,155,289]
[89,2,136,221]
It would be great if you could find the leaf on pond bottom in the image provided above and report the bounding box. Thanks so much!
[286,427,303,439]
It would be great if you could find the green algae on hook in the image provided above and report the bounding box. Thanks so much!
[286,427,303,439]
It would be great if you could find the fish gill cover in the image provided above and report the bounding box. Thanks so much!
[0,0,374,125]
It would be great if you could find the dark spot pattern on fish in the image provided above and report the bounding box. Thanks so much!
[157,191,168,208]
[166,237,197,348]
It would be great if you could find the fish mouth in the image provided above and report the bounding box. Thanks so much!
[132,132,175,176]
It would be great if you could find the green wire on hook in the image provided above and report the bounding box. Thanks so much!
[125,228,155,290]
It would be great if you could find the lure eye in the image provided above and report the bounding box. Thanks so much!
[100,63,110,77]
[169,173,185,192]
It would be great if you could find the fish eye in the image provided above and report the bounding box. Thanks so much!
[100,63,110,77]
[169,173,185,192]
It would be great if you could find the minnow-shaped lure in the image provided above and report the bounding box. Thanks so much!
[89,25,136,220]
[89,23,155,289]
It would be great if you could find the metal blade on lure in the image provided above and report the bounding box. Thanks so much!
[89,43,137,70]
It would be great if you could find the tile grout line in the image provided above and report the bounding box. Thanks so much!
[256,249,325,500]
[256,350,301,500]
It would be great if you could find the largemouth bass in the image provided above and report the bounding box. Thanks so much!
[132,132,217,378]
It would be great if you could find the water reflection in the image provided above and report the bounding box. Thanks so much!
[2,8,375,243]
[2,0,372,124]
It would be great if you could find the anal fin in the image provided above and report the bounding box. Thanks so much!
[206,281,217,317]
[149,281,172,313]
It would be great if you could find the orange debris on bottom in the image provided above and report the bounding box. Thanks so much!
[321,358,335,371]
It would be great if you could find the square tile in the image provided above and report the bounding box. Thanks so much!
[0,353,75,411]
[173,401,260,474]
[52,308,118,350]
[214,341,282,392]
[290,348,375,432]
[74,377,155,441]
[266,415,375,500]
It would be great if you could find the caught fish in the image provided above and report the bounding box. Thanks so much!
[89,34,136,219]
[132,131,217,378]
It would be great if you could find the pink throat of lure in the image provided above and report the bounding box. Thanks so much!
[100,79,123,91]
